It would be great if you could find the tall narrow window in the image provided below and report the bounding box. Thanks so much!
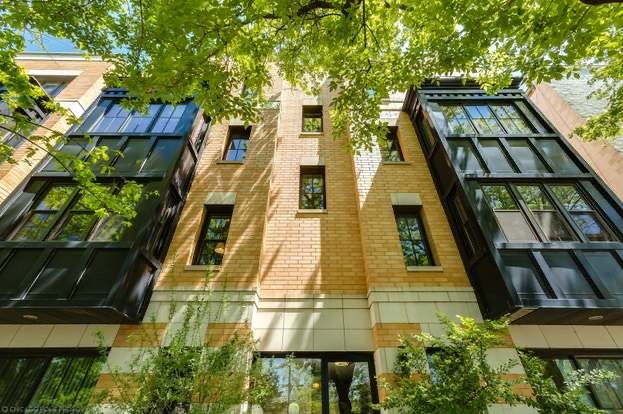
[534,139,581,173]
[194,206,232,265]
[12,185,75,241]
[506,139,548,173]
[516,185,576,241]
[223,127,250,161]
[380,127,404,161]
[481,185,538,242]
[549,185,617,241]
[448,140,484,172]
[394,207,434,266]
[479,140,515,172]
[299,167,326,209]
[302,105,323,133]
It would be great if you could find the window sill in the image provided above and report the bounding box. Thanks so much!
[383,161,411,165]
[184,265,222,272]
[407,265,444,272]
[216,160,244,165]
[297,209,328,215]
[299,132,324,138]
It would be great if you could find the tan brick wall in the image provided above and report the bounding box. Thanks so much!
[353,112,470,289]
[528,83,623,199]
[0,59,110,201]
[257,84,367,295]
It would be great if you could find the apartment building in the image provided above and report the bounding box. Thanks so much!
[1,56,623,413]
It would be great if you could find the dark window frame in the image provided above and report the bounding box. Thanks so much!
[223,126,251,161]
[299,166,326,210]
[8,182,127,242]
[302,105,323,133]
[256,352,379,414]
[439,102,536,136]
[529,350,623,411]
[193,205,233,265]
[481,182,619,244]
[380,126,405,162]
[0,348,105,410]
[393,205,435,267]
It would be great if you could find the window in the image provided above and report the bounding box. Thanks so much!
[534,139,581,173]
[550,185,617,241]
[380,127,404,161]
[302,105,323,133]
[481,183,616,243]
[300,167,326,209]
[516,185,576,241]
[12,185,75,241]
[256,354,376,414]
[82,100,194,134]
[194,206,232,265]
[478,139,515,172]
[394,207,434,266]
[0,352,104,410]
[448,140,484,172]
[223,127,250,161]
[540,355,623,411]
[9,183,130,242]
[42,138,90,172]
[142,138,183,172]
[439,103,533,135]
[481,185,538,242]
[506,139,548,173]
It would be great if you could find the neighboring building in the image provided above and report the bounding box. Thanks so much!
[1,57,623,413]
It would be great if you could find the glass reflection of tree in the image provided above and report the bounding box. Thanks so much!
[328,362,372,414]
[261,357,321,414]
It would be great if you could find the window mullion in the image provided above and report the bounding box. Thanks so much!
[497,138,522,172]
[527,137,554,173]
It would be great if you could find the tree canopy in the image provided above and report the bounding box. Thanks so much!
[1,0,623,214]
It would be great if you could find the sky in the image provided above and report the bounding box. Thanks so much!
[23,31,82,53]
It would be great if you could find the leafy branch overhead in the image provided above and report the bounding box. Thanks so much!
[1,0,623,199]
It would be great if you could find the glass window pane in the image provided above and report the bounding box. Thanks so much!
[151,104,187,133]
[0,357,48,408]
[380,128,403,162]
[90,103,130,133]
[43,139,89,172]
[577,359,623,410]
[481,185,518,210]
[479,140,515,172]
[549,185,590,211]
[517,185,576,241]
[54,212,97,241]
[12,213,56,240]
[491,104,532,134]
[259,357,322,414]
[395,212,433,266]
[465,105,504,134]
[90,215,125,241]
[439,105,475,134]
[225,130,250,161]
[300,172,325,209]
[115,139,151,172]
[507,140,548,173]
[535,139,580,173]
[122,104,160,133]
[495,211,539,242]
[142,138,182,172]
[570,213,615,242]
[328,361,373,414]
[448,140,484,172]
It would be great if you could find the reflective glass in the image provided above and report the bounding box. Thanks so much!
[328,361,373,414]
[479,140,515,172]
[465,105,504,134]
[491,104,532,133]
[535,139,581,173]
[448,140,484,172]
[142,138,182,172]
[507,140,548,173]
[439,105,475,134]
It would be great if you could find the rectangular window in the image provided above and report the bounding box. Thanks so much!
[90,102,131,133]
[540,355,623,411]
[52,196,97,241]
[256,354,376,414]
[478,139,515,172]
[223,126,250,161]
[299,167,326,209]
[0,352,104,410]
[151,104,187,133]
[394,207,434,266]
[194,206,232,265]
[439,103,533,135]
[506,139,549,173]
[302,105,323,133]
[516,185,576,241]
[549,185,617,241]
[534,139,581,173]
[448,140,484,172]
[380,127,404,161]
[481,185,538,242]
